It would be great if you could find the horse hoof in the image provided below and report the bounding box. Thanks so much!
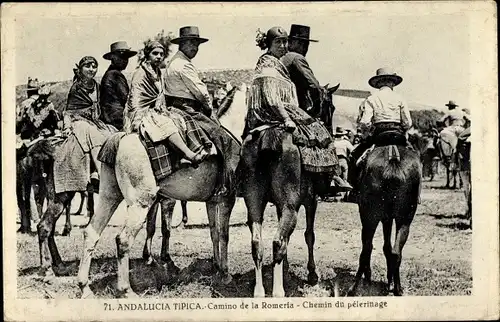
[42,270,56,284]
[272,288,285,298]
[165,261,180,275]
[144,257,156,266]
[17,227,30,234]
[54,263,71,276]
[393,288,403,296]
[220,273,232,285]
[254,287,265,298]
[80,286,95,299]
[307,271,319,286]
[120,289,139,298]
[346,286,357,297]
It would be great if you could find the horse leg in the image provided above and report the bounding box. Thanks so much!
[87,183,95,220]
[347,219,378,296]
[270,143,301,298]
[142,197,160,265]
[37,193,71,281]
[304,196,319,285]
[244,182,267,298]
[71,191,86,216]
[115,203,150,298]
[49,194,74,275]
[77,163,123,298]
[33,183,46,224]
[61,194,73,236]
[207,195,236,284]
[445,167,451,188]
[17,178,30,233]
[392,221,411,296]
[114,153,158,298]
[181,200,188,225]
[20,170,34,233]
[382,219,394,293]
[159,199,179,274]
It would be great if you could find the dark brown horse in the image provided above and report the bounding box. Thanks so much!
[24,137,96,280]
[348,132,422,296]
[241,84,340,297]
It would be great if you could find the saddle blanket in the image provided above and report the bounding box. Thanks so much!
[248,126,338,173]
[138,128,182,183]
[53,134,90,194]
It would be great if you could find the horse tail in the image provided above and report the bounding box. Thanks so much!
[381,145,406,188]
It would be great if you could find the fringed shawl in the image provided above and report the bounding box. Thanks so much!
[246,53,300,130]
[124,62,167,133]
[245,53,335,156]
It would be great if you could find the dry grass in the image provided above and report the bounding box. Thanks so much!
[16,175,471,299]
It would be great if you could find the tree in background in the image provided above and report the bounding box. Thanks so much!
[410,109,445,134]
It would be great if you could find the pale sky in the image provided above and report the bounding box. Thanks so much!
[8,3,475,110]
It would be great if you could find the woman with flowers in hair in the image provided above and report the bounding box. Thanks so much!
[123,40,213,164]
[245,26,342,178]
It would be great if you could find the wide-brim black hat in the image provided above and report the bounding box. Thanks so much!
[288,24,318,42]
[103,41,137,60]
[171,26,209,45]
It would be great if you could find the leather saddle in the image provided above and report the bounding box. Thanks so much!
[372,130,408,147]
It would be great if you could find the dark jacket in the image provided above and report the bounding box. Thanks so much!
[100,66,129,130]
[280,52,322,117]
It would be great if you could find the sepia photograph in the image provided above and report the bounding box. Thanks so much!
[2,2,498,321]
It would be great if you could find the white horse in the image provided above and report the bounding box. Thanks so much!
[76,85,248,298]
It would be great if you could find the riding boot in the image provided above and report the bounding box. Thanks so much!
[331,175,353,190]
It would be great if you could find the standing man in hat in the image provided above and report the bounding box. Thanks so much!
[100,41,137,130]
[281,24,352,190]
[164,26,240,197]
[333,127,355,186]
[439,100,470,137]
[349,67,412,197]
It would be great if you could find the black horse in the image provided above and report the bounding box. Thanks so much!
[348,131,422,296]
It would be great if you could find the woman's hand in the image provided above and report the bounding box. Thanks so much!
[284,119,297,132]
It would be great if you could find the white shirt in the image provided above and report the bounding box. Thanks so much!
[334,138,355,158]
[440,108,469,127]
[357,86,412,131]
[164,51,212,110]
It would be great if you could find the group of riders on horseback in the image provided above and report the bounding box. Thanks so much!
[16,24,471,298]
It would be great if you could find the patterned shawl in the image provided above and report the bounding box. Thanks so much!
[124,61,167,133]
[246,53,300,131]
[65,80,101,123]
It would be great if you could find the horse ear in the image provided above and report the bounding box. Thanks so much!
[324,83,330,89]
[328,83,340,94]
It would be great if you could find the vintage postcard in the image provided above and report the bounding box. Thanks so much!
[2,2,498,321]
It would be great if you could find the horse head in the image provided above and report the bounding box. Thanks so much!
[319,83,340,134]
[216,84,249,142]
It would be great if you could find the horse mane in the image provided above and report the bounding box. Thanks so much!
[216,86,238,119]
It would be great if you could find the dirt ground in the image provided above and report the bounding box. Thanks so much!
[16,175,472,299]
